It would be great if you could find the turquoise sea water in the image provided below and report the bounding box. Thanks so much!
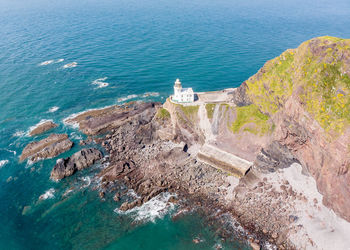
[1,0,350,249]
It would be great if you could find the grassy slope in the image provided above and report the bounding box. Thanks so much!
[230,104,271,136]
[245,36,350,134]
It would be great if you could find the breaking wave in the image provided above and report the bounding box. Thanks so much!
[48,106,59,113]
[80,176,91,188]
[39,188,55,200]
[92,77,109,88]
[13,130,26,137]
[142,92,159,98]
[39,60,54,66]
[39,59,64,66]
[117,94,138,103]
[63,62,77,68]
[115,192,176,222]
[0,160,9,168]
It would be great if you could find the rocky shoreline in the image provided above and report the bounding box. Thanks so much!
[59,101,298,249]
[19,94,349,249]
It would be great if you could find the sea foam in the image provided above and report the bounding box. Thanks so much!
[48,106,59,113]
[116,192,175,222]
[63,62,77,68]
[92,77,109,88]
[117,94,138,103]
[39,60,54,66]
[0,160,9,168]
[39,188,55,200]
[142,92,160,98]
[13,130,26,137]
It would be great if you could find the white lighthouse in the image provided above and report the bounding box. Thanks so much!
[172,79,194,103]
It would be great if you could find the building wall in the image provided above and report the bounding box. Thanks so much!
[173,87,194,103]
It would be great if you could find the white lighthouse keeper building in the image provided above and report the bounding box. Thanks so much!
[172,79,194,103]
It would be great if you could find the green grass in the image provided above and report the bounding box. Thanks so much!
[230,104,271,136]
[205,103,216,119]
[156,108,170,119]
[179,105,199,119]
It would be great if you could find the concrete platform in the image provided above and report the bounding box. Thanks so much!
[197,144,252,177]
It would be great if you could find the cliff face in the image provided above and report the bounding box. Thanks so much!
[238,36,350,221]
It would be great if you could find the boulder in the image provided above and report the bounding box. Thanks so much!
[29,121,57,136]
[50,148,103,180]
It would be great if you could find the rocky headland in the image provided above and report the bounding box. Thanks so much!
[21,36,350,249]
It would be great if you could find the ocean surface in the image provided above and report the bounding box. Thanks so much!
[0,0,350,249]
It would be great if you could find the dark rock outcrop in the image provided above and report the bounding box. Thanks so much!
[254,141,299,173]
[50,148,103,180]
[20,134,73,162]
[230,82,252,107]
[29,121,58,136]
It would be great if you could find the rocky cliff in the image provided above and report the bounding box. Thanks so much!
[233,36,350,221]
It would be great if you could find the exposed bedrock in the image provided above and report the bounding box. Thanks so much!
[20,134,73,162]
[29,121,58,136]
[65,102,160,135]
[254,141,299,173]
[273,97,350,221]
[50,148,103,180]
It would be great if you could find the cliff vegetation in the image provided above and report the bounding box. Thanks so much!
[245,36,350,134]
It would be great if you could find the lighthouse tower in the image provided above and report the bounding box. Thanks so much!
[173,78,182,101]
[172,78,194,103]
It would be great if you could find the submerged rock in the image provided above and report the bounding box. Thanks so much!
[20,134,73,162]
[50,148,103,180]
[29,121,58,136]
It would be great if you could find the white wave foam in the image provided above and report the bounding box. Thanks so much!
[39,188,55,200]
[63,62,77,68]
[1,148,17,156]
[116,192,175,222]
[142,92,160,98]
[48,106,59,113]
[213,243,222,249]
[63,188,74,197]
[80,176,91,188]
[0,160,9,168]
[117,94,138,103]
[13,130,26,137]
[7,149,16,155]
[70,132,82,140]
[26,159,35,167]
[56,59,64,63]
[126,189,141,199]
[39,60,54,66]
[92,77,109,88]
